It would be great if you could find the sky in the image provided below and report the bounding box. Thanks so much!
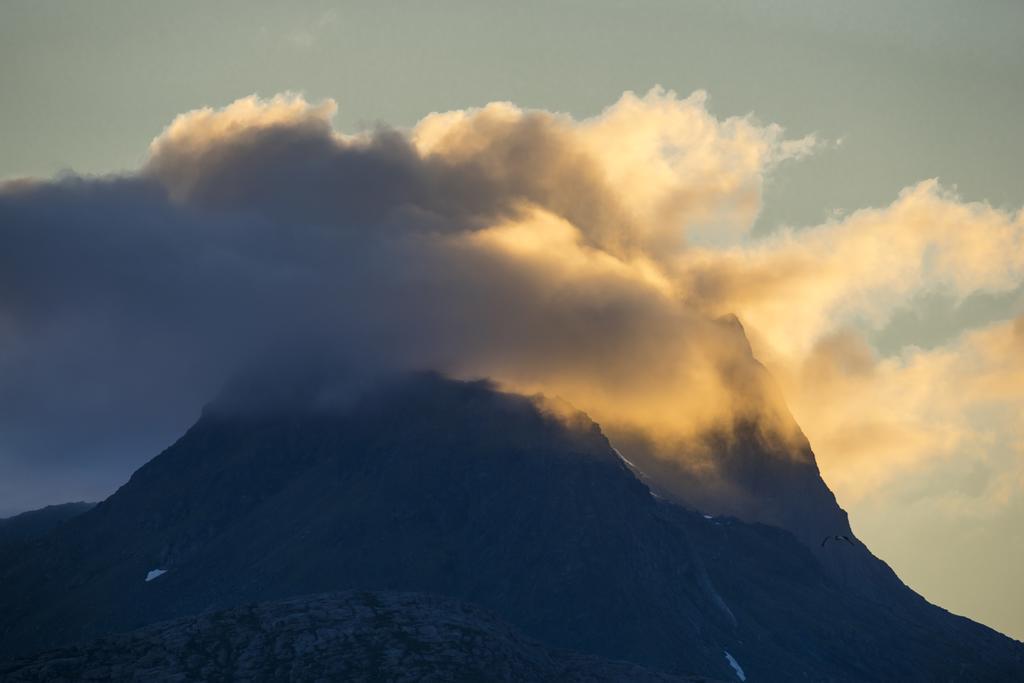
[2,1,1023,639]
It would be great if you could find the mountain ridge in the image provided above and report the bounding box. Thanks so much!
[0,373,1020,681]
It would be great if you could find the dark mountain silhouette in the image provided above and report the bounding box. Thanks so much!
[0,591,708,682]
[0,373,1020,681]
[610,419,925,610]
[0,502,96,555]
[822,535,854,547]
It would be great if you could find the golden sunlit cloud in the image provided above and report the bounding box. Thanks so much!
[4,89,1023,517]
[140,90,1024,507]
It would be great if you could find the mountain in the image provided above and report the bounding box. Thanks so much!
[0,591,706,682]
[609,316,927,607]
[612,414,923,609]
[0,502,96,555]
[0,373,1021,681]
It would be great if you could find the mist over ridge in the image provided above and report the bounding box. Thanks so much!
[2,88,1022,523]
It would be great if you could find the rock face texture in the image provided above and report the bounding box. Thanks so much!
[0,591,704,682]
[0,374,1021,681]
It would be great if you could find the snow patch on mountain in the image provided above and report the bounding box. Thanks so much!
[724,650,746,681]
[145,569,167,582]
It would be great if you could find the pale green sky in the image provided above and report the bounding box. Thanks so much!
[3,1,1022,222]
[2,0,1023,639]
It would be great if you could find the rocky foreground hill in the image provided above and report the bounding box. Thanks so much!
[1,591,714,682]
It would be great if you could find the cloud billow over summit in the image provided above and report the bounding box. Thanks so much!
[1,88,1022,515]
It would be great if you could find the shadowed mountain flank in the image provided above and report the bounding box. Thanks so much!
[0,374,1020,681]
[608,317,924,608]
[0,503,95,547]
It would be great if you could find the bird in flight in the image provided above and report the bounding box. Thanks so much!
[821,535,855,547]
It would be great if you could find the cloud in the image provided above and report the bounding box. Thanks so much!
[1,88,1022,518]
[146,93,340,203]
[667,179,1024,502]
[678,181,1024,360]
[412,88,816,253]
[779,316,1024,503]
